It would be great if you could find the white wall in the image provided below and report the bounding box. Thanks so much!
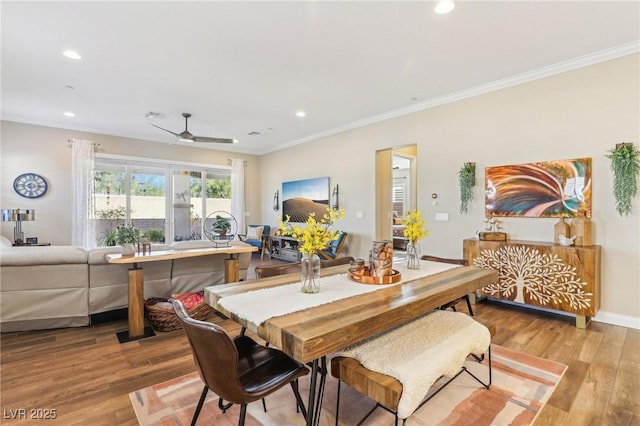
[0,123,260,245]
[260,54,640,325]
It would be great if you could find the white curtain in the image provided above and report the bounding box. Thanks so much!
[71,139,95,248]
[230,159,245,235]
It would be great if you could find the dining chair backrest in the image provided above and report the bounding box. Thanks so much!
[172,299,247,403]
[255,262,302,278]
[420,255,468,266]
[320,256,355,268]
[255,256,355,278]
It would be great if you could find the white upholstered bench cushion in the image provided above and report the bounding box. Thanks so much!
[333,309,490,419]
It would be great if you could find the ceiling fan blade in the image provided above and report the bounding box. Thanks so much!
[192,136,236,144]
[150,123,180,137]
[149,113,236,144]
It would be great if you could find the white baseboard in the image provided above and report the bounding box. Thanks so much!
[483,298,640,330]
[593,310,640,330]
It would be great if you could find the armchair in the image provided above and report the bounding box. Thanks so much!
[317,231,347,260]
[238,225,271,259]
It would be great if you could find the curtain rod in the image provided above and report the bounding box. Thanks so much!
[67,140,102,152]
[67,139,100,146]
[227,159,248,165]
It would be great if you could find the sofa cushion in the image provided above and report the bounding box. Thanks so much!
[88,245,171,264]
[1,263,88,291]
[1,246,88,266]
[171,240,217,250]
[0,235,12,247]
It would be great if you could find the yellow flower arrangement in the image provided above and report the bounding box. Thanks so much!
[402,209,429,244]
[278,206,345,256]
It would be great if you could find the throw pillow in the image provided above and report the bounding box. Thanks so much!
[171,292,205,310]
[246,226,263,241]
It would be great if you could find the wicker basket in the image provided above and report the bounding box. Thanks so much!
[144,295,210,332]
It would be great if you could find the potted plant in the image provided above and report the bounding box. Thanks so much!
[458,162,476,214]
[211,215,231,237]
[115,224,141,255]
[96,206,126,247]
[606,143,640,216]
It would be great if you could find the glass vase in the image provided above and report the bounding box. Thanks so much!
[301,253,321,293]
[406,242,421,269]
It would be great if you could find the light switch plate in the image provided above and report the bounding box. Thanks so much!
[435,213,449,222]
[356,211,364,219]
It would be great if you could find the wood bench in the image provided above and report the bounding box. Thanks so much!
[331,311,495,426]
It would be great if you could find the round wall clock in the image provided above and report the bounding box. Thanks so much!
[13,173,48,198]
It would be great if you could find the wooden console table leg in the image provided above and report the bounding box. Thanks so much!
[128,267,145,339]
[225,257,239,283]
[575,315,590,329]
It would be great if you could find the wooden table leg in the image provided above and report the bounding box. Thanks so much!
[225,257,239,283]
[128,267,145,339]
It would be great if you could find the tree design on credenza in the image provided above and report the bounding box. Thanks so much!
[472,245,592,309]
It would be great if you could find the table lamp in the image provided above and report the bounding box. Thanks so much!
[1,209,35,245]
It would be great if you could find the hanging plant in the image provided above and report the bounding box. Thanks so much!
[458,162,476,214]
[606,143,640,216]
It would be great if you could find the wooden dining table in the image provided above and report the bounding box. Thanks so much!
[205,261,498,426]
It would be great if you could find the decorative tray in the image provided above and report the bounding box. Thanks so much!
[347,268,402,285]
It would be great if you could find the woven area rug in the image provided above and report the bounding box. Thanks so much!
[130,345,566,425]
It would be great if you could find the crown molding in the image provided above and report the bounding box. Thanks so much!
[264,41,640,155]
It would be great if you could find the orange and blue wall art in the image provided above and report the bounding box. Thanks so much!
[485,158,592,218]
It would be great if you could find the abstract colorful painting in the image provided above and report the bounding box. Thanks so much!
[485,158,592,218]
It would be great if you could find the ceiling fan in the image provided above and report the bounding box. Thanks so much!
[150,112,236,144]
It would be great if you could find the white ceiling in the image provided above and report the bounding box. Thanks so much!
[2,1,639,155]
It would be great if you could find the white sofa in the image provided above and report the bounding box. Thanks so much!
[0,237,252,332]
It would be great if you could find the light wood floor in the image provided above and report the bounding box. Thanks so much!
[1,254,638,425]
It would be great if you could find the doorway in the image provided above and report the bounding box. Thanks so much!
[375,145,417,244]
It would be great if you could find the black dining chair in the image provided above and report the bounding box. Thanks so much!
[172,299,309,425]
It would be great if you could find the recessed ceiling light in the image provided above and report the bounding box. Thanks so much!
[64,111,75,117]
[62,49,82,60]
[296,111,306,118]
[435,1,455,14]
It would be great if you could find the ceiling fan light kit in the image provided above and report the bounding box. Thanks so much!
[150,112,236,144]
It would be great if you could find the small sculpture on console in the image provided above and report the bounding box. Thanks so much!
[484,215,503,232]
[558,235,576,247]
[477,214,507,241]
[138,236,151,255]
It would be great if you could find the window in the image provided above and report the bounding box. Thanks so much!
[173,170,231,241]
[92,157,230,247]
[392,179,406,219]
